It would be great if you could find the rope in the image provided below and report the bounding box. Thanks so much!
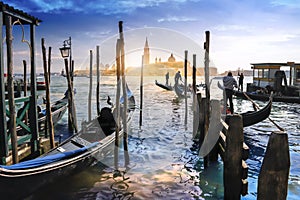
[242,92,285,132]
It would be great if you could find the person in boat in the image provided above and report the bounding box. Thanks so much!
[223,71,237,114]
[165,72,170,86]
[174,71,182,85]
[238,72,244,91]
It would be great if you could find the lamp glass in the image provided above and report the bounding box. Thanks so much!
[60,47,70,58]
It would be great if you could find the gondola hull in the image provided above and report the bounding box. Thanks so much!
[233,90,300,104]
[0,95,135,199]
[155,80,173,91]
[218,81,273,127]
[37,98,68,132]
[238,97,272,127]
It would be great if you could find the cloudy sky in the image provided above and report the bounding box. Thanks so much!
[4,0,300,73]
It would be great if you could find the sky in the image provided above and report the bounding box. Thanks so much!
[3,0,300,73]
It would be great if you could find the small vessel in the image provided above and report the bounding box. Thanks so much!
[155,80,173,91]
[218,81,272,127]
[0,88,135,199]
[235,62,300,104]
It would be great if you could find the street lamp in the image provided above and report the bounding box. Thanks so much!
[59,36,72,61]
[59,43,70,58]
[59,37,73,79]
[59,37,77,132]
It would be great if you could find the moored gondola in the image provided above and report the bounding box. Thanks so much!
[0,89,135,199]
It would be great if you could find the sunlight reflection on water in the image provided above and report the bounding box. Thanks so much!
[27,75,300,200]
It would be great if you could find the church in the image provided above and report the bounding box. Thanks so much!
[126,38,218,76]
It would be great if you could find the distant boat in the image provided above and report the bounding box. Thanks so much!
[61,69,66,77]
[155,80,173,91]
[234,62,300,104]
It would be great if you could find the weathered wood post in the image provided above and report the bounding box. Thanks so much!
[184,50,188,130]
[6,15,18,163]
[96,45,100,116]
[29,22,39,154]
[139,55,144,128]
[192,54,198,139]
[41,38,55,148]
[64,59,77,133]
[119,21,129,166]
[203,31,210,167]
[23,60,28,124]
[0,10,8,165]
[200,97,208,167]
[257,131,290,200]
[48,47,51,83]
[224,115,243,200]
[71,60,78,132]
[114,39,121,170]
[88,50,93,122]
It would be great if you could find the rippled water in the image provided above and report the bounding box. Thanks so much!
[28,75,299,200]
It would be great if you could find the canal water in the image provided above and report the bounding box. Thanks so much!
[27,75,299,200]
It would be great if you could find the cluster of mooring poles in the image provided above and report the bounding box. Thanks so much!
[191,31,290,200]
[0,10,43,165]
[0,3,78,165]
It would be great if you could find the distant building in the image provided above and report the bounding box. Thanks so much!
[144,38,150,65]
[168,53,176,62]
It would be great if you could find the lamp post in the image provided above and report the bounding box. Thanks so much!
[59,37,76,132]
[59,37,72,78]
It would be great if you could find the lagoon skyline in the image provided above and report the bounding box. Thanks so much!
[3,0,300,74]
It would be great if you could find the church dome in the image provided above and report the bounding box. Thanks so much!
[168,53,176,62]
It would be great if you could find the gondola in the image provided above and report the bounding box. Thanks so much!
[232,89,300,104]
[174,83,185,98]
[237,96,272,127]
[218,81,272,127]
[155,80,173,91]
[0,90,135,199]
[15,95,68,135]
[37,96,68,131]
[173,83,191,98]
[217,80,300,104]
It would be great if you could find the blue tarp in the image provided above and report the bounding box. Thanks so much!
[0,142,99,170]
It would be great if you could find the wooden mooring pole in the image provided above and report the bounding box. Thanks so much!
[223,115,244,200]
[96,46,100,116]
[184,50,188,130]
[23,60,28,124]
[88,50,93,122]
[41,38,55,148]
[114,39,121,170]
[139,55,144,128]
[257,131,290,200]
[64,59,77,133]
[6,15,18,164]
[119,21,129,166]
[192,54,198,139]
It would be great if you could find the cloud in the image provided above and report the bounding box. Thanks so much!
[214,24,253,32]
[6,0,201,15]
[270,0,300,9]
[157,16,198,23]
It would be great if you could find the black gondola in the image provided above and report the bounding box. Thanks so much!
[155,80,173,91]
[237,96,272,127]
[14,95,68,135]
[218,81,272,127]
[232,89,300,104]
[0,90,135,199]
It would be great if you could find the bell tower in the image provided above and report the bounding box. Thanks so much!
[144,37,150,65]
